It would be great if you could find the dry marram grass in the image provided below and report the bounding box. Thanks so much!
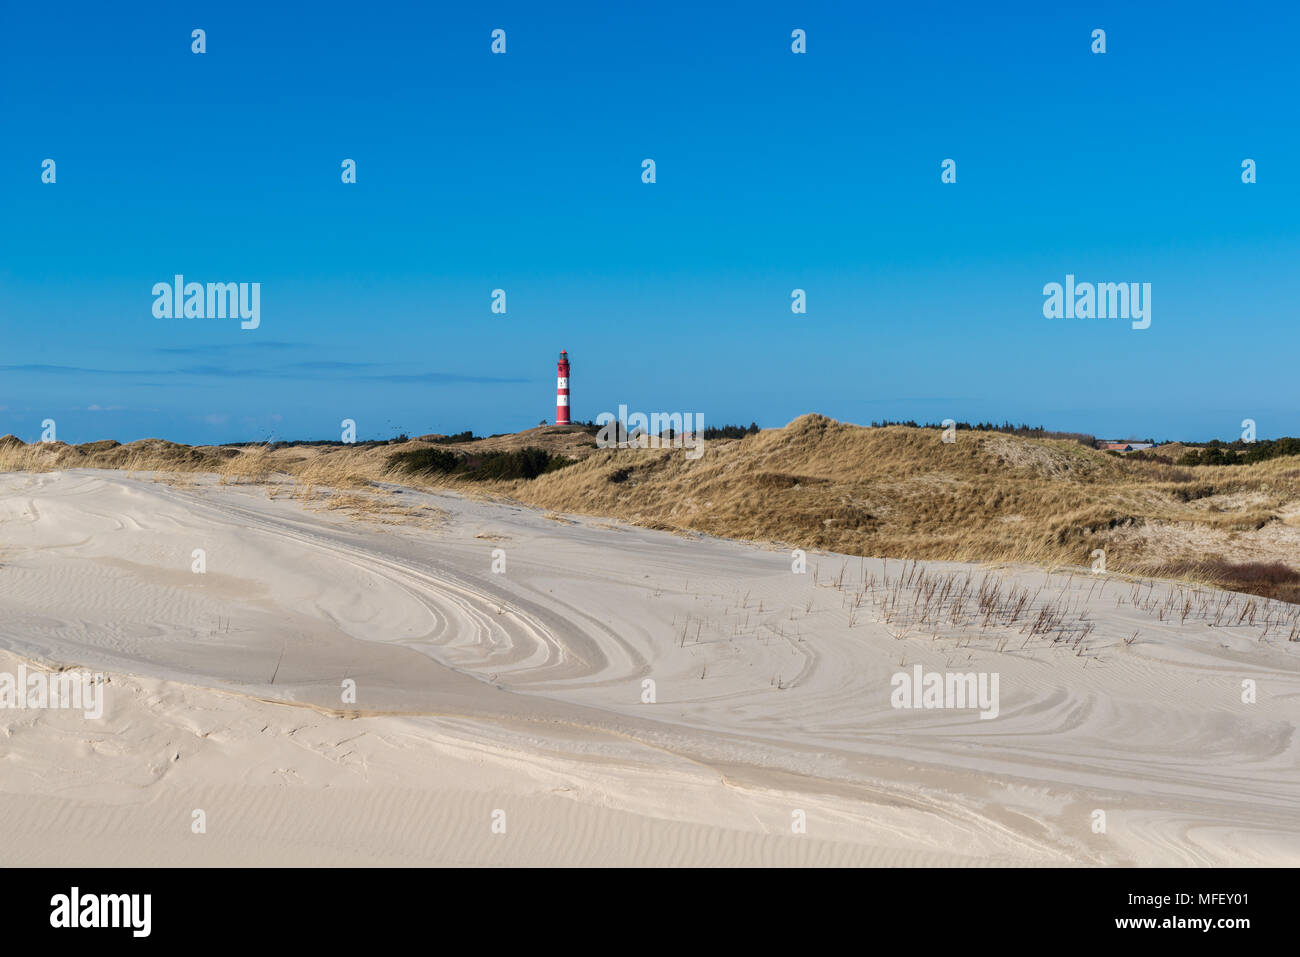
[4,415,1298,600]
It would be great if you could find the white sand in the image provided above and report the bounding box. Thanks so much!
[1,469,1296,866]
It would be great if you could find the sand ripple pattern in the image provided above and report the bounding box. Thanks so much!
[1,470,1297,865]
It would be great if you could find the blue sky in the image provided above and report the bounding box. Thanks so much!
[2,1,1297,444]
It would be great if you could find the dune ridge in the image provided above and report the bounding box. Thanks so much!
[4,415,1298,601]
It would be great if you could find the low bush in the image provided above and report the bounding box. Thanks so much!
[388,446,574,481]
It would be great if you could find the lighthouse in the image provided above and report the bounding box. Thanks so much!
[555,350,571,425]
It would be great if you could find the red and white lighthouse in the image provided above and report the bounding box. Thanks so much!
[555,350,571,425]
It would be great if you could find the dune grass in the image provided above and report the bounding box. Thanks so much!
[4,414,1298,603]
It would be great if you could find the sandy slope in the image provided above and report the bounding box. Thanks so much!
[0,469,1296,866]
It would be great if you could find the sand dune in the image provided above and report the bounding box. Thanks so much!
[1,469,1296,865]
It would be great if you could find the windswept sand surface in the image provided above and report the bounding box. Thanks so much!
[1,469,1297,866]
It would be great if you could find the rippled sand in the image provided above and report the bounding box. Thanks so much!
[1,470,1296,865]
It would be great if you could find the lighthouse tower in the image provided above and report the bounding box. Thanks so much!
[555,350,571,425]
